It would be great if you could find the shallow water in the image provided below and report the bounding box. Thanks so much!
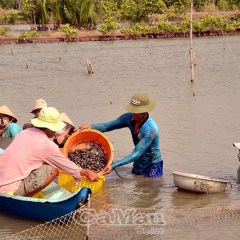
[1,35,240,239]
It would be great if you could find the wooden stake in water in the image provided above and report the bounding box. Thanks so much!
[190,1,195,82]
[86,58,93,74]
[26,60,28,68]
[59,47,62,60]
[64,42,67,52]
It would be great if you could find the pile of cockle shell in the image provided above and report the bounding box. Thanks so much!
[68,140,107,172]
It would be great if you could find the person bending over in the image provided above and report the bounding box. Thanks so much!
[0,107,98,197]
[79,92,163,178]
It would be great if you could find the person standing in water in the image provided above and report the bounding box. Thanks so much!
[78,92,163,178]
[233,143,240,183]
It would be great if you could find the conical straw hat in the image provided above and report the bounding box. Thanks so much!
[0,105,17,123]
[60,112,75,128]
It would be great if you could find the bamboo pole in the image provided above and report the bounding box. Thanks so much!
[86,58,93,74]
[59,47,62,60]
[190,1,194,82]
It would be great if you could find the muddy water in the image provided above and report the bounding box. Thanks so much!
[0,36,240,239]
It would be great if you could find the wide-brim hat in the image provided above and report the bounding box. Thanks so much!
[123,92,156,114]
[60,112,75,129]
[233,143,240,149]
[31,107,66,132]
[0,105,17,123]
[31,99,47,113]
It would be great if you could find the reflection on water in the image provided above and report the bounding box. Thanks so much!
[170,190,229,209]
[1,36,240,239]
[97,174,166,208]
[0,210,40,238]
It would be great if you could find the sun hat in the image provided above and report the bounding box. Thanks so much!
[31,99,47,113]
[123,92,156,114]
[233,143,240,149]
[60,112,75,128]
[0,105,17,123]
[31,107,66,131]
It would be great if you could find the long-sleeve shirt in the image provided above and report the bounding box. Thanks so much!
[92,112,162,173]
[0,128,81,194]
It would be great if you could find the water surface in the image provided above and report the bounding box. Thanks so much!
[0,35,240,239]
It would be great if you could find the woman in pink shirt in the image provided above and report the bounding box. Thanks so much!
[0,107,98,197]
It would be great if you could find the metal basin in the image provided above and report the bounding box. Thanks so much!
[172,171,229,194]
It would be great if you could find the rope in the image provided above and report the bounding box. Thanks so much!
[114,168,124,178]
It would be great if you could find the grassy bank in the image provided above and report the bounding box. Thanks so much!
[0,9,239,45]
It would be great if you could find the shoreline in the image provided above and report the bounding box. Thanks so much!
[0,10,239,44]
[1,29,240,45]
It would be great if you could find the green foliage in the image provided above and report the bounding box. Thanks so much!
[153,19,178,32]
[177,16,190,31]
[121,12,240,35]
[121,23,151,35]
[233,12,240,20]
[17,30,39,39]
[19,30,29,38]
[164,0,190,8]
[194,0,207,11]
[0,27,6,35]
[166,6,178,19]
[50,0,98,29]
[29,29,39,36]
[6,10,18,24]
[216,0,238,10]
[0,15,6,24]
[97,0,120,19]
[225,22,236,31]
[60,23,79,40]
[121,0,166,23]
[21,0,50,27]
[192,18,205,32]
[200,14,226,29]
[99,17,120,34]
[0,0,16,9]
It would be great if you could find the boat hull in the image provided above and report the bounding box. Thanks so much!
[0,182,91,222]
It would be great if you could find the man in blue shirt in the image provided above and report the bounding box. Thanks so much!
[79,92,163,178]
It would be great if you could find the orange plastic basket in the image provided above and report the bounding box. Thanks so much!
[58,129,114,192]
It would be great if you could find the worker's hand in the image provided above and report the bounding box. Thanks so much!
[102,165,113,175]
[80,169,99,181]
[77,124,92,131]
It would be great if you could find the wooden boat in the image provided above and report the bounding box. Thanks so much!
[172,171,229,194]
[0,182,91,222]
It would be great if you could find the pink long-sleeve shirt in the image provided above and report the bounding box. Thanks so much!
[0,128,81,194]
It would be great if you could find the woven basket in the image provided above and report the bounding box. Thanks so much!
[58,129,113,192]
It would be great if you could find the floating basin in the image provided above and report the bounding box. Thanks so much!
[172,171,229,194]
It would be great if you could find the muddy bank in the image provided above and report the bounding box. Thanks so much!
[1,29,240,45]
